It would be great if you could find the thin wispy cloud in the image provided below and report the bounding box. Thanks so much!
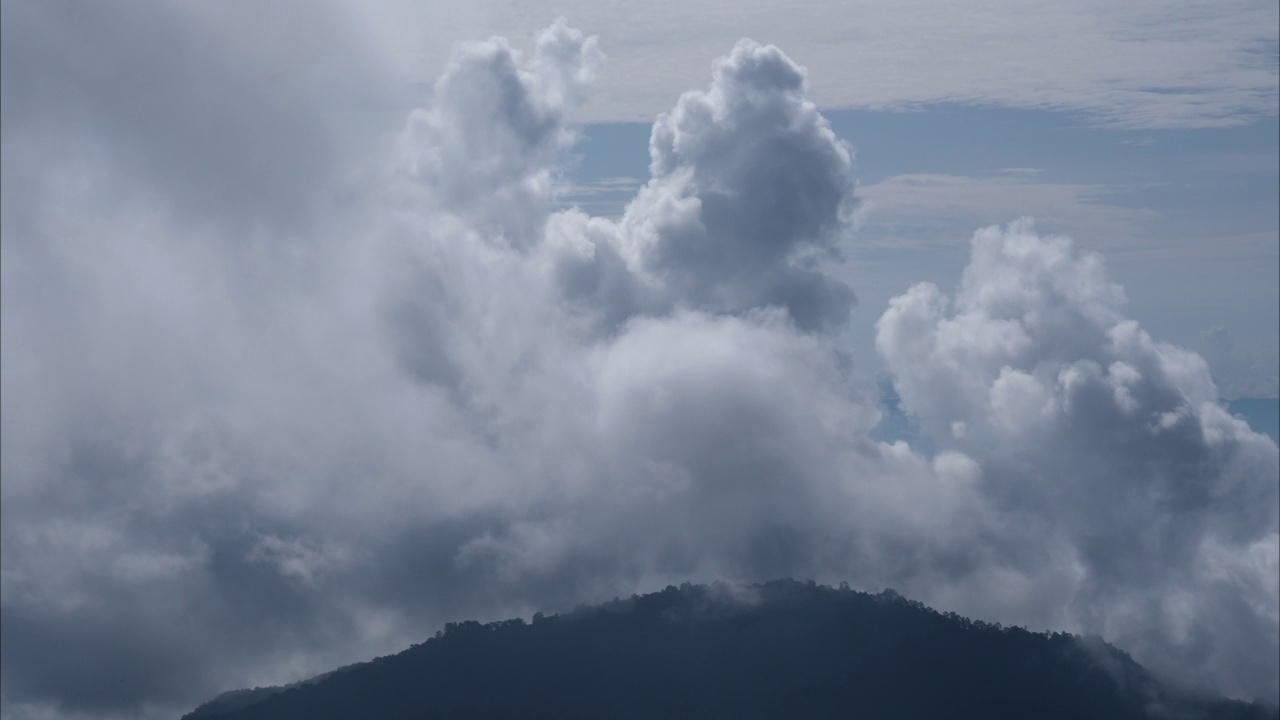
[370,0,1279,128]
[856,173,1160,251]
[552,176,645,219]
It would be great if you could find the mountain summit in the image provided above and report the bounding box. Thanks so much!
[183,580,1275,719]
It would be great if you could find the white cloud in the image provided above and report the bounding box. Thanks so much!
[2,7,1276,720]
[0,16,948,718]
[545,39,859,334]
[877,219,1280,700]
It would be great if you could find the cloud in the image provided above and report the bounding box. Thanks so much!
[0,16,885,719]
[364,0,1278,129]
[1199,322,1280,400]
[397,18,604,247]
[855,173,1159,252]
[552,177,644,219]
[1,9,1276,720]
[0,0,400,234]
[546,39,858,334]
[876,219,1280,700]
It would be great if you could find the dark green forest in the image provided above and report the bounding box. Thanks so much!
[184,580,1277,720]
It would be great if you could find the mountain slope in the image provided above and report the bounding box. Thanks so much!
[183,580,1276,720]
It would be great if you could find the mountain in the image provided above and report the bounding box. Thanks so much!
[183,580,1276,720]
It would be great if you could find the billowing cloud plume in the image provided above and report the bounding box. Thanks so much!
[545,38,857,333]
[1,6,1275,720]
[0,13,882,719]
[877,219,1279,700]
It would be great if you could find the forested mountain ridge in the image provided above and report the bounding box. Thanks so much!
[183,579,1277,720]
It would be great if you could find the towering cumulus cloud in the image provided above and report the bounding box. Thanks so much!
[877,219,1280,701]
[1,9,1276,719]
[545,39,857,333]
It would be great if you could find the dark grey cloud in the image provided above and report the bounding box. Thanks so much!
[1,9,1275,720]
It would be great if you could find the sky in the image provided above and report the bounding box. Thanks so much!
[562,109,1280,398]
[0,1,1277,718]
